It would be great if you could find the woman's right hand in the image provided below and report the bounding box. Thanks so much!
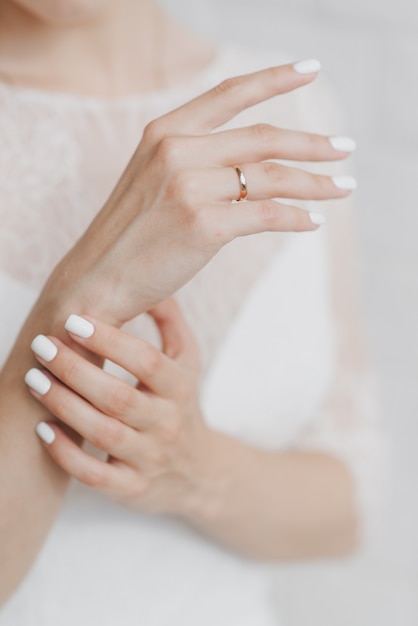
[45,59,355,326]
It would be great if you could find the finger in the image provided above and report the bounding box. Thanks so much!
[28,338,155,427]
[62,317,185,398]
[151,127,356,171]
[146,60,321,136]
[200,126,356,164]
[26,370,146,455]
[203,200,325,241]
[204,162,356,203]
[148,299,200,371]
[34,421,128,493]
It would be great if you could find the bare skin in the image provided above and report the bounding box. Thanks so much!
[0,0,215,97]
[27,301,357,561]
[0,0,358,605]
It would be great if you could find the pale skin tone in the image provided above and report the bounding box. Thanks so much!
[28,301,357,562]
[0,0,357,605]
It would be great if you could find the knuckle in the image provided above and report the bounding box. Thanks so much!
[213,75,242,96]
[166,169,199,202]
[306,133,318,158]
[92,418,124,451]
[158,414,182,444]
[53,390,72,420]
[316,174,331,195]
[258,200,278,225]
[142,118,164,146]
[101,327,120,353]
[155,136,183,169]
[268,66,282,82]
[105,384,137,417]
[141,347,162,378]
[262,161,285,183]
[80,465,107,489]
[60,354,82,384]
[253,123,276,143]
[175,377,194,404]
[162,183,199,232]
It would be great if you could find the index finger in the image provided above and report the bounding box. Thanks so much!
[150,59,321,136]
[64,315,184,399]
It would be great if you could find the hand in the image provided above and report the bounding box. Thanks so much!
[25,300,216,515]
[45,60,356,326]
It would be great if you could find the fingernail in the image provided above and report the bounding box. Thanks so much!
[293,59,322,74]
[31,335,58,362]
[309,212,326,226]
[65,314,94,339]
[332,175,358,190]
[36,422,56,445]
[329,136,357,153]
[24,368,51,395]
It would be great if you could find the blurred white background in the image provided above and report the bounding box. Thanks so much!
[161,0,418,624]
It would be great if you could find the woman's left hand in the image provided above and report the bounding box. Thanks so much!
[25,300,358,559]
[25,299,215,515]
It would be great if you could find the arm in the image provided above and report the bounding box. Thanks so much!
[185,435,357,560]
[0,291,107,604]
[1,61,357,603]
[193,199,382,560]
[26,297,358,563]
[293,198,384,546]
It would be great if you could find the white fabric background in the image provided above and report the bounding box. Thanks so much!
[0,42,375,626]
[158,0,418,624]
[0,0,414,621]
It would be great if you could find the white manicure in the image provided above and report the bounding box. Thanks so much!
[332,175,358,190]
[329,136,357,153]
[36,422,56,445]
[65,314,94,339]
[31,335,58,362]
[25,368,51,395]
[309,212,326,226]
[293,59,322,74]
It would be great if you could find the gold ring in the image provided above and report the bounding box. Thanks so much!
[233,165,248,201]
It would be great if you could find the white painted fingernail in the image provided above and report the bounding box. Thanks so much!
[332,175,358,190]
[65,314,94,338]
[31,335,58,362]
[309,212,326,226]
[24,368,51,395]
[329,136,357,153]
[293,59,322,74]
[36,422,56,445]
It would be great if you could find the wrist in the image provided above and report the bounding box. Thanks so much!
[176,428,248,526]
[40,259,123,329]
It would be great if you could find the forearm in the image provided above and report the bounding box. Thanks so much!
[183,430,358,560]
[0,283,115,605]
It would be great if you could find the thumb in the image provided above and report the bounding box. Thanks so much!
[148,298,200,372]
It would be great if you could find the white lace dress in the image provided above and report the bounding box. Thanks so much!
[0,46,383,625]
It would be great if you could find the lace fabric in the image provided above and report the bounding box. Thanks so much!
[0,45,383,624]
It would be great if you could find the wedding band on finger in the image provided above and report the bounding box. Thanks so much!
[233,165,248,201]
